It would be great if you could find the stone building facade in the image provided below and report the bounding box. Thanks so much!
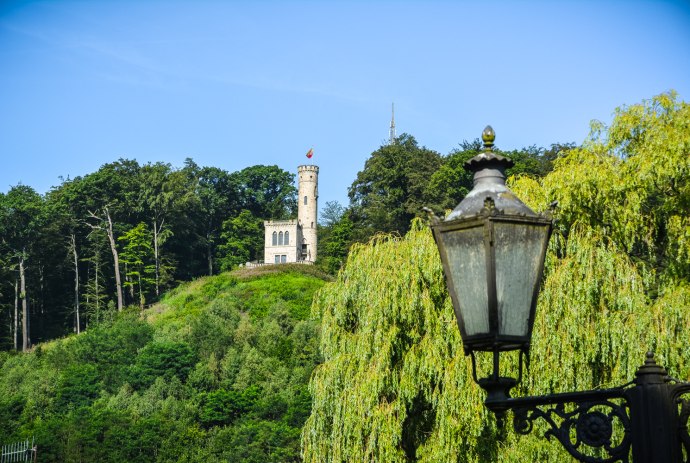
[263,165,318,264]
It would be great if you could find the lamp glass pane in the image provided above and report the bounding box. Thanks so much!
[441,226,489,335]
[494,222,548,337]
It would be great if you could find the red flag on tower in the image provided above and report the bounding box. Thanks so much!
[306,148,313,159]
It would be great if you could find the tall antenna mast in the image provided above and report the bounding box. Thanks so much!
[389,102,396,145]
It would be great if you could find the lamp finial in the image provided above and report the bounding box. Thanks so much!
[482,125,495,150]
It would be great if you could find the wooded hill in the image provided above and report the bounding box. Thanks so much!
[0,122,567,350]
[0,264,330,462]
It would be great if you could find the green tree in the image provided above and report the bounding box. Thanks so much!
[317,214,353,274]
[199,386,260,428]
[45,177,93,334]
[55,363,102,411]
[232,164,297,220]
[348,134,442,238]
[217,210,263,271]
[138,162,189,297]
[535,92,689,281]
[423,139,482,214]
[72,313,154,391]
[185,163,240,276]
[319,200,346,227]
[118,223,155,309]
[81,236,108,327]
[128,341,197,389]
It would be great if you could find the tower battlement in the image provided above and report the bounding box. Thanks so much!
[298,165,319,173]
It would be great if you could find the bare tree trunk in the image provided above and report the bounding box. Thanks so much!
[85,266,90,329]
[70,234,80,334]
[153,219,161,296]
[125,262,134,301]
[103,209,123,312]
[39,264,44,315]
[95,257,100,315]
[7,304,12,350]
[138,272,144,310]
[88,208,124,312]
[13,279,18,351]
[20,256,29,352]
[207,233,213,276]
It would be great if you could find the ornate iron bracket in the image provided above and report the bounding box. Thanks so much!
[482,355,690,462]
[498,388,631,462]
[512,397,631,462]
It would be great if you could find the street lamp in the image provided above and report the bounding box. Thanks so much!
[429,126,690,463]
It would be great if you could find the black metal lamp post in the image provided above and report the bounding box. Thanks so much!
[429,126,690,463]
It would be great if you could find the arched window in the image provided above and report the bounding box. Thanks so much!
[284,231,289,245]
[278,231,284,246]
[304,196,308,205]
[272,231,277,246]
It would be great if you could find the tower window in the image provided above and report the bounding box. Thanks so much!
[278,231,284,246]
[272,231,277,246]
[304,196,308,205]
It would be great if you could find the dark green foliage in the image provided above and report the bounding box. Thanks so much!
[71,313,154,391]
[317,214,354,274]
[187,304,240,360]
[348,134,443,238]
[128,341,197,389]
[218,209,264,270]
[0,395,23,438]
[55,363,102,410]
[207,420,302,463]
[199,386,260,427]
[232,165,298,220]
[284,385,312,427]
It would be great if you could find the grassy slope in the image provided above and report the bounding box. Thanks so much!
[150,264,331,326]
[0,264,331,463]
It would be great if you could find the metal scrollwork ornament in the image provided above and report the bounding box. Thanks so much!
[512,398,631,463]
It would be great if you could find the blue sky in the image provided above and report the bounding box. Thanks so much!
[1,1,689,208]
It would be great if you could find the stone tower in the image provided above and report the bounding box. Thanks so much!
[298,165,318,262]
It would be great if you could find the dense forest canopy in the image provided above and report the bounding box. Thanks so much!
[0,161,297,349]
[303,92,690,461]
